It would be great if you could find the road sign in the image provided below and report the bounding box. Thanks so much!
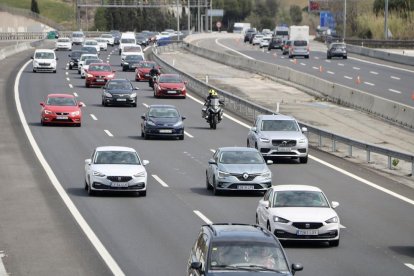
[216,21,222,29]
[208,9,224,17]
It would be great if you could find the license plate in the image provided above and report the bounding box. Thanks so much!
[111,182,128,187]
[167,90,177,94]
[145,74,150,77]
[56,116,68,120]
[297,229,318,235]
[117,98,127,101]
[159,129,172,133]
[238,185,254,190]
[277,147,291,152]
[96,79,105,82]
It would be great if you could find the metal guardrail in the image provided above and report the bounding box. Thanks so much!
[151,42,414,176]
[315,35,414,48]
[0,31,107,41]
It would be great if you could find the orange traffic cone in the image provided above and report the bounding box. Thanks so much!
[293,58,297,64]
[356,75,361,84]
[273,53,277,58]
[411,92,414,101]
[319,65,323,72]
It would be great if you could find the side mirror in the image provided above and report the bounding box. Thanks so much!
[331,201,339,209]
[181,116,186,120]
[184,81,188,84]
[141,115,146,120]
[190,262,202,270]
[208,159,216,165]
[113,70,116,73]
[79,102,85,107]
[31,56,34,59]
[250,127,257,132]
[56,57,59,60]
[301,127,308,133]
[260,200,269,208]
[40,102,45,107]
[134,87,139,90]
[291,263,303,274]
[142,160,149,166]
[84,69,88,73]
[266,159,273,165]
[85,159,91,165]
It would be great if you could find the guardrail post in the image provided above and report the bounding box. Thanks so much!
[367,150,371,163]
[411,161,413,177]
[318,135,322,147]
[388,156,392,170]
[348,145,352,157]
[332,140,336,152]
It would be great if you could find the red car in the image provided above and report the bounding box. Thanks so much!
[135,61,158,81]
[153,74,187,99]
[85,63,115,87]
[40,94,84,126]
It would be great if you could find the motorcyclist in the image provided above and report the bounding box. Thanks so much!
[203,89,224,120]
[148,64,160,88]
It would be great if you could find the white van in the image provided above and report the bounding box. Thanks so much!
[119,32,136,55]
[71,31,85,45]
[32,49,57,73]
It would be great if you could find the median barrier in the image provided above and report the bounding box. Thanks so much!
[346,44,414,66]
[0,41,32,60]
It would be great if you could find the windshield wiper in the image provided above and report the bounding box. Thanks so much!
[236,265,285,273]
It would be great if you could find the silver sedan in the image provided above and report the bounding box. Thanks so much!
[84,146,149,196]
[206,147,273,195]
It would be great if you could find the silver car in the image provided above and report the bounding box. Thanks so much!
[247,114,309,163]
[84,146,149,196]
[206,147,273,195]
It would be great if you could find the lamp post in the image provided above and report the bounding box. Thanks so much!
[384,0,389,39]
[343,0,346,41]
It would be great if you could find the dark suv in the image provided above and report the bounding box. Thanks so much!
[244,28,257,43]
[68,50,88,70]
[268,37,284,51]
[327,42,347,59]
[187,223,303,275]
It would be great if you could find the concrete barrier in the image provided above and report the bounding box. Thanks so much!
[184,43,414,129]
[0,41,33,60]
[346,44,414,66]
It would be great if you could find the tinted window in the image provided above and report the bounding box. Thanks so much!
[71,51,87,59]
[94,151,140,165]
[89,65,112,72]
[35,52,55,59]
[148,108,179,118]
[273,191,329,207]
[159,75,182,83]
[85,59,101,65]
[261,120,299,131]
[125,55,144,61]
[293,40,308,47]
[72,33,84,37]
[219,151,264,164]
[121,38,135,44]
[47,97,76,106]
[138,62,156,68]
[58,38,70,42]
[107,81,132,90]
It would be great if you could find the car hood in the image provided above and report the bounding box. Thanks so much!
[149,117,180,126]
[88,71,113,76]
[106,89,133,94]
[218,163,268,174]
[137,68,151,73]
[35,58,55,63]
[270,207,338,222]
[207,271,290,276]
[259,131,305,140]
[46,106,80,112]
[158,83,185,90]
[92,164,145,176]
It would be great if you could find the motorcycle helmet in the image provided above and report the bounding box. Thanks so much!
[209,89,218,96]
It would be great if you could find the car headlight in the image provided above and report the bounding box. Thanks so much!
[146,120,156,126]
[43,110,52,115]
[325,216,339,224]
[33,61,39,66]
[134,171,146,177]
[218,170,230,178]
[130,93,137,98]
[273,216,289,223]
[123,62,129,65]
[92,171,105,177]
[104,92,112,97]
[173,121,183,127]
[107,74,114,78]
[261,171,271,178]
[71,111,80,116]
[260,137,270,143]
[298,138,308,144]
[87,73,93,78]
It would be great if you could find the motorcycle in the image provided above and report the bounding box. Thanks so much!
[149,69,161,88]
[202,98,224,129]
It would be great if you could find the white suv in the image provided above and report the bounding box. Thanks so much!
[32,49,57,73]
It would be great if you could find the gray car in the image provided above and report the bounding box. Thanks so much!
[206,147,273,195]
[247,114,309,163]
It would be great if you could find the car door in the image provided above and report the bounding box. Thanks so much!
[207,150,219,185]
[85,150,96,184]
[258,188,273,226]
[248,117,260,148]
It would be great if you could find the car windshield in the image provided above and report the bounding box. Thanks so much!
[85,59,101,65]
[159,75,182,83]
[332,44,346,49]
[71,51,87,59]
[126,55,143,61]
[80,55,97,61]
[209,242,289,272]
[139,62,156,68]
[107,81,132,90]
[124,46,142,52]
[35,52,55,59]
[89,65,111,72]
[273,191,329,207]
[47,97,76,106]
[261,120,299,131]
[148,108,179,118]
[121,38,135,44]
[82,47,97,53]
[85,41,97,45]
[220,151,264,164]
[72,33,83,37]
[94,151,140,165]
[101,34,112,38]
[58,38,70,42]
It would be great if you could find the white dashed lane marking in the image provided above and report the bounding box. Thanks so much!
[364,82,375,86]
[312,66,319,70]
[327,71,335,75]
[391,76,401,80]
[90,114,97,120]
[152,175,169,187]
[65,72,68,75]
[405,263,414,270]
[69,84,73,89]
[370,71,378,75]
[73,92,78,97]
[193,210,212,224]
[300,62,306,66]
[184,131,194,138]
[389,89,401,94]
[352,67,360,70]
[142,103,149,108]
[338,63,344,66]
[66,77,70,81]
[104,130,113,137]
[344,76,353,80]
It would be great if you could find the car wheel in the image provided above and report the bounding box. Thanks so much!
[77,123,81,127]
[132,103,137,107]
[256,213,259,225]
[267,221,271,232]
[288,54,293,58]
[33,68,36,73]
[329,239,339,247]
[86,83,90,88]
[87,182,95,196]
[213,177,220,195]
[305,55,309,59]
[255,142,258,150]
[84,180,88,191]
[140,191,147,197]
[299,156,308,164]
[247,139,250,147]
[179,134,184,140]
[343,56,347,59]
[53,70,56,73]
[206,173,212,190]
[327,54,331,59]
[69,65,72,70]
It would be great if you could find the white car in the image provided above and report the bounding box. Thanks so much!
[95,38,108,51]
[84,146,149,196]
[121,45,143,65]
[77,54,99,74]
[100,33,114,46]
[119,34,136,55]
[80,58,102,78]
[71,31,85,45]
[83,40,100,53]
[32,49,57,73]
[256,185,340,246]
[156,31,170,40]
[55,37,72,51]
[259,37,271,48]
[252,34,264,45]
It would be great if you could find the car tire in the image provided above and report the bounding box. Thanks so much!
[329,239,339,247]
[327,54,331,59]
[343,56,347,59]
[256,214,259,225]
[87,183,95,196]
[179,134,184,140]
[84,180,88,191]
[86,83,90,88]
[247,140,250,147]
[69,65,72,70]
[33,68,36,73]
[299,156,308,164]
[305,55,309,59]
[132,103,137,107]
[206,173,212,190]
[267,221,272,232]
[213,177,220,195]
[140,191,147,197]
[288,54,293,59]
[77,123,81,127]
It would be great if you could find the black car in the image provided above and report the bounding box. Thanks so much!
[102,79,139,107]
[81,46,98,55]
[268,37,284,51]
[327,42,347,59]
[135,34,149,46]
[68,50,88,70]
[141,105,185,140]
[110,30,121,45]
[122,54,145,71]
[244,28,257,43]
[187,224,303,276]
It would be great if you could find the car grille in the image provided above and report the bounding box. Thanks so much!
[230,173,260,181]
[227,183,267,189]
[272,140,296,146]
[292,222,323,229]
[39,63,51,66]
[107,176,132,182]
[55,112,69,115]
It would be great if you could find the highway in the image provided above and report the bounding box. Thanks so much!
[193,36,414,108]
[13,43,414,275]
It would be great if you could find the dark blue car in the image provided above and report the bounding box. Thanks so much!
[141,105,185,140]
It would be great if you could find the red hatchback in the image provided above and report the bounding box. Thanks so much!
[153,74,187,99]
[85,63,115,87]
[135,61,158,81]
[40,94,84,126]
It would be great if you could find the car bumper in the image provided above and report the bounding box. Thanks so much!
[330,52,347,58]
[290,50,309,56]
[215,178,271,191]
[271,222,340,241]
[56,46,71,50]
[143,127,184,137]
[42,114,81,125]
[135,72,151,81]
[155,89,186,97]
[258,145,308,158]
[103,96,137,106]
[86,77,112,86]
[34,66,56,72]
[90,177,147,192]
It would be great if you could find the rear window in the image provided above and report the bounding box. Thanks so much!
[121,38,135,44]
[293,40,307,47]
[72,33,84,37]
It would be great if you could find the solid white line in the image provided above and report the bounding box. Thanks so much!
[68,84,73,89]
[344,76,353,80]
[349,56,414,74]
[0,251,7,276]
[90,114,97,120]
[73,92,78,97]
[370,71,378,75]
[327,71,335,75]
[15,60,125,275]
[310,155,414,205]
[142,103,149,108]
[312,66,319,70]
[193,210,213,224]
[152,175,169,187]
[338,63,344,66]
[215,38,254,60]
[210,149,215,153]
[144,46,151,51]
[391,76,400,80]
[66,77,70,81]
[353,67,360,70]
[104,130,113,137]
[364,82,375,86]
[184,131,194,138]
[404,263,414,270]
[388,89,401,94]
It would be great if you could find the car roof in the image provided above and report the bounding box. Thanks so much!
[35,49,55,53]
[148,104,177,109]
[218,147,259,152]
[47,93,75,98]
[95,146,136,152]
[258,114,296,121]
[205,224,277,243]
[272,185,323,192]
